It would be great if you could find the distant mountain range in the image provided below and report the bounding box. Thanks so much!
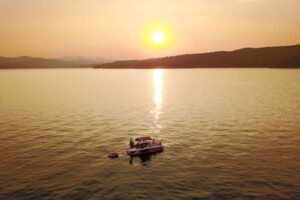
[57,56,113,65]
[0,56,112,69]
[95,44,300,69]
[1,45,300,69]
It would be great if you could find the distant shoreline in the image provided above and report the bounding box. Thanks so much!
[1,44,300,69]
[93,66,300,69]
[1,67,300,70]
[94,44,300,69]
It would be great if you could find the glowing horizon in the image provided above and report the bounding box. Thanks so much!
[1,0,300,60]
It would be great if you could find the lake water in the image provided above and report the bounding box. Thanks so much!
[0,69,300,200]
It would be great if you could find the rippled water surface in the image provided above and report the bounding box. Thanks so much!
[0,69,300,200]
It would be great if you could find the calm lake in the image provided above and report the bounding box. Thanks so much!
[0,69,300,200]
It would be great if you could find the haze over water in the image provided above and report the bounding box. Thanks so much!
[0,69,300,199]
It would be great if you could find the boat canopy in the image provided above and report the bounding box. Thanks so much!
[135,136,152,142]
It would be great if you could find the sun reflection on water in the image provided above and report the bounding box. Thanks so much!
[151,69,164,132]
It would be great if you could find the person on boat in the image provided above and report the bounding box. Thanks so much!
[135,141,141,148]
[129,138,135,148]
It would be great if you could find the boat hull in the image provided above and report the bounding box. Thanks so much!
[126,145,164,156]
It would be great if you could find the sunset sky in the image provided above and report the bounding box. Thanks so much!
[1,0,300,59]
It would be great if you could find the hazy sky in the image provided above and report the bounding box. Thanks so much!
[1,0,300,59]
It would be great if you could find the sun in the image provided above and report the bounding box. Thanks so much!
[141,21,172,50]
[151,31,165,44]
